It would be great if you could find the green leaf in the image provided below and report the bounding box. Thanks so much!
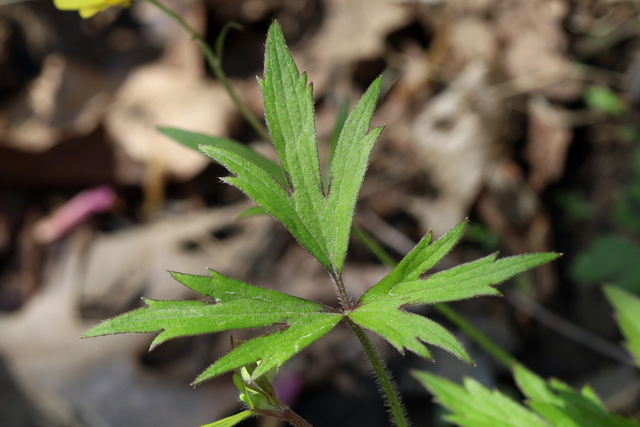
[418,366,639,427]
[584,85,628,116]
[259,23,327,269]
[206,22,382,274]
[604,285,640,366]
[158,127,288,187]
[237,205,267,219]
[350,303,472,363]
[349,220,558,363]
[324,100,350,191]
[360,221,466,303]
[413,370,547,427]
[514,364,640,427]
[201,144,334,270]
[84,270,341,383]
[326,79,383,273]
[570,235,640,293]
[200,411,254,427]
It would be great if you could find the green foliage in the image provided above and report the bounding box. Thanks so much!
[513,364,639,427]
[613,149,640,233]
[464,221,501,251]
[203,23,382,275]
[569,235,640,293]
[84,21,557,426]
[159,127,288,187]
[351,222,557,363]
[584,85,628,116]
[201,411,253,427]
[569,150,640,293]
[553,191,594,222]
[85,270,341,383]
[416,364,640,427]
[569,147,640,293]
[414,370,547,427]
[604,285,640,367]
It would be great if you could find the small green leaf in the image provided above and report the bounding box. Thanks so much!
[360,221,466,303]
[604,285,640,366]
[350,220,558,364]
[386,252,558,307]
[324,100,350,191]
[259,22,322,192]
[84,270,342,383]
[159,127,288,187]
[514,364,640,427]
[200,411,253,427]
[237,205,267,219]
[326,79,383,273]
[584,85,628,116]
[413,370,547,427]
[350,304,472,363]
[570,235,640,293]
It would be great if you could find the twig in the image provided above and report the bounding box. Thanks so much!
[504,289,633,365]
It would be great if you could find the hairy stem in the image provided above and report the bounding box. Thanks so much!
[144,0,273,143]
[332,272,353,310]
[255,409,313,427]
[347,318,409,427]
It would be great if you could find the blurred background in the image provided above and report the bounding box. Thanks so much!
[0,0,639,425]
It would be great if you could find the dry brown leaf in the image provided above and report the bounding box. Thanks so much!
[80,202,272,314]
[105,64,236,182]
[0,54,116,152]
[525,96,572,191]
[295,0,411,93]
[449,17,499,66]
[0,203,272,391]
[408,61,505,236]
[496,0,583,101]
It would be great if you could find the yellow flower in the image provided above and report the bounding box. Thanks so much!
[53,0,134,18]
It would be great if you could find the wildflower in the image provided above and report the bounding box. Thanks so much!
[53,0,134,18]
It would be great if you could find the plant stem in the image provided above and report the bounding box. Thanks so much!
[255,409,313,427]
[144,0,273,143]
[332,272,353,310]
[347,319,409,427]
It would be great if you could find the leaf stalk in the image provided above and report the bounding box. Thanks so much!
[347,318,409,427]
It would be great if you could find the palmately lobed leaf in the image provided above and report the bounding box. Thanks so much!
[202,22,383,276]
[386,252,558,307]
[413,370,548,427]
[349,220,559,365]
[513,364,640,427]
[418,365,640,427]
[83,270,342,382]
